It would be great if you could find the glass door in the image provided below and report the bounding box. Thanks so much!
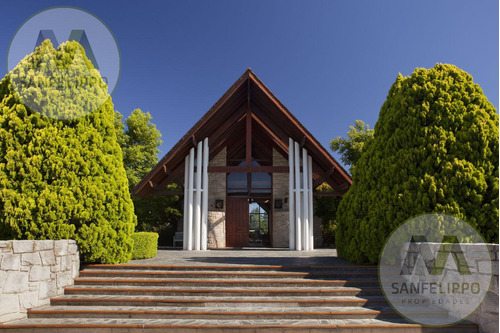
[248,199,270,247]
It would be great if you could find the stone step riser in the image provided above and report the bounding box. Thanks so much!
[51,299,389,308]
[74,279,380,288]
[27,312,403,320]
[0,325,479,333]
[29,311,450,320]
[64,289,382,297]
[82,265,379,272]
[78,272,378,279]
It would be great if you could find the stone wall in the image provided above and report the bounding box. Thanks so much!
[207,148,226,248]
[0,240,79,323]
[401,243,498,333]
[470,245,499,333]
[272,149,289,248]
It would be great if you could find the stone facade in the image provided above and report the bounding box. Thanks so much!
[272,149,289,248]
[207,148,226,248]
[0,240,79,323]
[402,243,499,333]
[204,148,324,249]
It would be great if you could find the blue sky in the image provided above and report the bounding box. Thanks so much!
[0,1,498,167]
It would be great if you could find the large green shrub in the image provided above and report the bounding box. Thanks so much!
[131,232,159,259]
[336,64,499,264]
[0,40,136,263]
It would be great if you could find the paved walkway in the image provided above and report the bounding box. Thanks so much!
[129,248,354,266]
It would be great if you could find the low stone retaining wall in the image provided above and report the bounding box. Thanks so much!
[464,244,498,333]
[0,240,79,323]
[402,243,498,333]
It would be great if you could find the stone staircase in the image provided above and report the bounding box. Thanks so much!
[0,264,478,332]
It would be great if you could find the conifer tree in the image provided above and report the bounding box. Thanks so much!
[335,64,499,264]
[0,40,136,263]
[118,109,162,191]
[115,109,182,237]
[316,120,373,246]
[330,120,374,172]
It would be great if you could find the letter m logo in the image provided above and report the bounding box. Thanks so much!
[35,29,99,69]
[401,235,471,276]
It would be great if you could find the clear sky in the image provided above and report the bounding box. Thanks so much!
[0,1,498,168]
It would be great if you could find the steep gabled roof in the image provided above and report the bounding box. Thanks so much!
[134,69,351,197]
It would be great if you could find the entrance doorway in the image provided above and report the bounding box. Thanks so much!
[226,197,271,248]
[249,199,270,246]
[225,143,273,248]
[226,197,249,247]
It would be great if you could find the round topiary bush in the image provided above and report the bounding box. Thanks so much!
[335,64,499,264]
[0,40,136,263]
[131,232,159,260]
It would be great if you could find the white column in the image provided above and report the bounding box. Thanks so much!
[308,155,314,251]
[183,156,189,250]
[294,142,302,251]
[288,138,295,250]
[187,148,195,251]
[201,138,209,251]
[194,141,203,250]
[302,148,309,251]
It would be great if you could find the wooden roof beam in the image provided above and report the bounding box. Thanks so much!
[300,135,307,148]
[210,120,246,159]
[251,104,289,142]
[133,71,250,196]
[246,112,252,166]
[252,126,287,160]
[207,107,246,155]
[208,165,288,173]
[154,164,184,191]
[251,113,288,154]
[248,73,351,184]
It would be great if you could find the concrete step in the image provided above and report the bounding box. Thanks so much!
[27,305,446,320]
[78,269,378,279]
[64,285,382,297]
[50,294,390,307]
[74,276,380,288]
[82,264,379,272]
[27,305,398,320]
[0,318,479,333]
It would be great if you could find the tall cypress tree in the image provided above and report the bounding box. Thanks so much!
[0,40,136,263]
[336,64,499,264]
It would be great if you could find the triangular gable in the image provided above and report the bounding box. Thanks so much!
[134,69,351,197]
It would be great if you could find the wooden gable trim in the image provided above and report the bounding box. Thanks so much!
[247,72,351,186]
[134,69,252,196]
[134,68,352,197]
